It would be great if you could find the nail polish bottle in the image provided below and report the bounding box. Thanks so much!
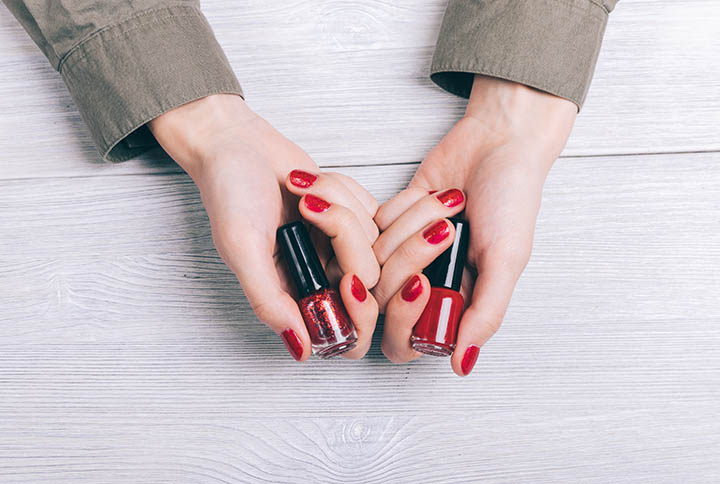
[411,218,470,356]
[277,221,357,358]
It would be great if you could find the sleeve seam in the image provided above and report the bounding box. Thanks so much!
[58,4,202,73]
[588,0,611,14]
[517,0,608,18]
[431,63,582,110]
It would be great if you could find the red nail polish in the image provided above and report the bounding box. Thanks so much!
[412,218,469,356]
[277,222,357,358]
[351,275,367,302]
[304,194,330,213]
[436,188,464,208]
[289,169,318,188]
[281,329,304,361]
[401,275,423,302]
[428,190,438,195]
[423,220,451,244]
[461,345,480,376]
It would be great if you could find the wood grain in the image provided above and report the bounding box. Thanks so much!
[1,0,719,179]
[0,411,717,483]
[1,0,719,482]
[1,155,719,481]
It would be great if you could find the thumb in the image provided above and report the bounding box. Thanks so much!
[451,250,528,377]
[217,229,311,362]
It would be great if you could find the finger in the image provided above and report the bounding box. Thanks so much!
[373,188,466,265]
[299,194,380,288]
[215,228,312,362]
[381,273,431,363]
[287,169,379,243]
[372,218,455,311]
[374,187,430,231]
[450,249,529,377]
[337,273,380,360]
[325,172,379,218]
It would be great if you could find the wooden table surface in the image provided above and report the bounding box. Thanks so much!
[1,1,719,482]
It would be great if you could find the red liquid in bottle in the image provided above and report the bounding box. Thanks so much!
[411,287,464,356]
[299,288,357,358]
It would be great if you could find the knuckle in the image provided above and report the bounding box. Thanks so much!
[483,239,533,275]
[372,239,390,266]
[373,206,391,231]
[367,222,380,245]
[250,297,277,326]
[366,197,379,218]
[317,172,347,193]
[361,262,381,289]
[503,244,532,270]
[343,343,370,360]
[322,171,342,183]
[371,285,391,313]
[381,341,406,364]
[396,237,423,263]
[333,206,360,232]
[483,311,505,334]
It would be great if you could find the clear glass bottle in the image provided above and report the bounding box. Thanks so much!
[411,217,469,356]
[277,222,357,358]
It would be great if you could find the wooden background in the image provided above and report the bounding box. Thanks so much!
[1,0,719,482]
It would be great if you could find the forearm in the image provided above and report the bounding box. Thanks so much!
[3,0,242,162]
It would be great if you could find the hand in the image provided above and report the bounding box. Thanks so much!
[373,75,577,375]
[148,94,380,361]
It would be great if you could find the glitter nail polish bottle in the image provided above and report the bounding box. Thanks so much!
[411,218,470,356]
[277,221,357,358]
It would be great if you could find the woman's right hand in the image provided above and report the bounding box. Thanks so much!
[148,94,380,361]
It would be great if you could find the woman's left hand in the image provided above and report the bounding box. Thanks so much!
[373,75,577,376]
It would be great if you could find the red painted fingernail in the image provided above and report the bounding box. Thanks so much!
[401,275,423,302]
[281,329,304,361]
[351,275,367,302]
[436,188,464,208]
[461,345,480,376]
[289,169,318,188]
[304,194,330,212]
[423,220,450,244]
[428,190,438,195]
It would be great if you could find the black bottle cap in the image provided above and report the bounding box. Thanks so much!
[423,217,469,292]
[277,221,329,299]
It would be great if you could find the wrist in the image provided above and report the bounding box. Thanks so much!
[464,75,577,162]
[148,94,257,178]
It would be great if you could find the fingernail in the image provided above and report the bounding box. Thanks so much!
[351,275,367,302]
[423,220,450,244]
[436,188,464,208]
[281,329,304,361]
[289,169,318,188]
[304,194,330,213]
[461,345,480,376]
[401,275,423,302]
[428,190,438,195]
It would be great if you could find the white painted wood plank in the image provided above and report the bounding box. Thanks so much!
[0,412,717,483]
[1,153,719,481]
[1,0,719,179]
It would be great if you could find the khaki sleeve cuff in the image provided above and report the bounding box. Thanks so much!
[59,5,243,161]
[430,0,611,110]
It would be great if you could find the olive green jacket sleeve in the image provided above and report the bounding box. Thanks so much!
[431,0,618,109]
[2,1,243,161]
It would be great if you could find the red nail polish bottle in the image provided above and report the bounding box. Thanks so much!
[411,218,470,356]
[277,222,357,358]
